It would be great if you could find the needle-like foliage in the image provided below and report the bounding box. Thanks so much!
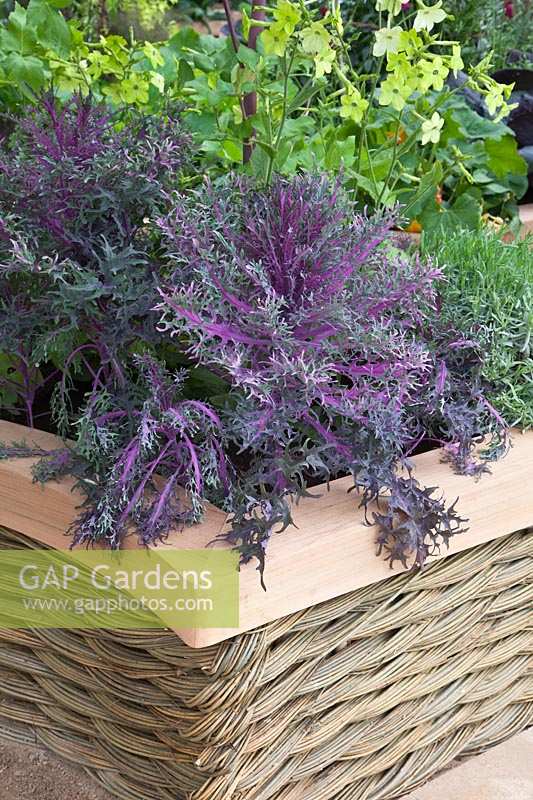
[423,229,533,430]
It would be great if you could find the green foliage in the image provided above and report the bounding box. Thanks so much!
[0,0,72,101]
[341,0,533,72]
[412,97,528,231]
[423,230,533,429]
[438,0,533,70]
[0,0,175,110]
[0,0,527,224]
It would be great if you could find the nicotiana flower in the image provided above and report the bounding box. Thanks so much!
[379,72,414,111]
[376,0,404,15]
[262,22,291,56]
[420,111,444,144]
[449,45,464,77]
[299,22,336,77]
[340,86,369,123]
[373,26,403,57]
[418,56,449,91]
[485,85,507,117]
[414,0,447,32]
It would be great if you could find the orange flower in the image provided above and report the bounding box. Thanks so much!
[386,126,407,144]
[405,219,422,233]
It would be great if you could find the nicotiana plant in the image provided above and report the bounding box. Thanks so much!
[218,0,519,206]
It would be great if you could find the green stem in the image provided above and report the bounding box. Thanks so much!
[265,50,294,187]
[377,111,402,208]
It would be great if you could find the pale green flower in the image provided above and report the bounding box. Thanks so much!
[375,0,403,15]
[399,29,423,57]
[314,46,337,78]
[299,22,331,55]
[260,0,301,56]
[379,73,414,111]
[273,0,302,30]
[386,52,411,73]
[420,111,444,144]
[262,22,291,56]
[340,86,369,123]
[418,56,449,91]
[414,1,447,32]
[142,42,164,68]
[150,72,165,93]
[485,85,505,117]
[373,26,403,57]
[448,45,464,77]
[412,59,435,92]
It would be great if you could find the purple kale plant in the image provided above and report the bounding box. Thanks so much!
[0,93,191,259]
[61,355,231,548]
[0,94,191,428]
[0,154,506,569]
[156,175,505,571]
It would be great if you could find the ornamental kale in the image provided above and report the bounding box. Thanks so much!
[0,94,190,428]
[68,355,230,549]
[0,163,507,569]
[0,94,191,260]
[157,175,504,569]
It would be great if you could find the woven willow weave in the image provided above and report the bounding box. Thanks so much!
[0,525,531,800]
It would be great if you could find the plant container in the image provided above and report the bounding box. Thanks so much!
[0,419,532,800]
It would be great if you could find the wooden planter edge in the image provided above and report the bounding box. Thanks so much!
[520,203,533,235]
[0,419,532,649]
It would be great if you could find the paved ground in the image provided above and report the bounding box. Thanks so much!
[402,728,533,800]
[0,729,530,799]
[0,742,111,800]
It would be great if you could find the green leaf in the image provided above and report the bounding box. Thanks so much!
[184,367,229,401]
[403,162,443,219]
[184,111,217,137]
[5,52,46,93]
[0,3,37,55]
[222,139,242,162]
[286,79,323,115]
[29,1,71,58]
[255,140,277,159]
[237,44,260,70]
[421,192,482,234]
[275,138,293,170]
[350,173,395,206]
[190,51,216,73]
[485,135,528,179]
[249,142,270,181]
[0,354,22,408]
[167,27,200,55]
[471,169,493,184]
[177,58,194,88]
[450,101,511,141]
[358,149,394,182]
[485,182,512,195]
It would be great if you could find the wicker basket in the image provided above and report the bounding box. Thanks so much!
[0,524,531,800]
